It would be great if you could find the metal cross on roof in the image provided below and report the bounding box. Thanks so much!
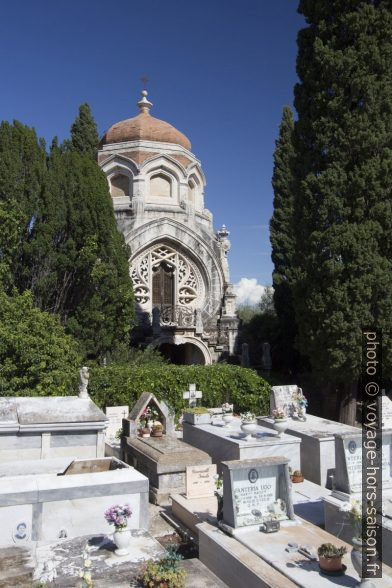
[140,75,149,90]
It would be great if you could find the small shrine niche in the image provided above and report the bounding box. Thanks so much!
[123,392,175,438]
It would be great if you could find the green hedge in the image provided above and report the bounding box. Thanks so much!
[89,364,270,418]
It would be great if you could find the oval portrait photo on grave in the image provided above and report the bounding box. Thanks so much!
[248,469,259,484]
[13,521,29,543]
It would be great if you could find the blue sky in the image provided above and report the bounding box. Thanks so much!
[0,1,304,303]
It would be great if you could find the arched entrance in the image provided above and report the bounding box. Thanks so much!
[159,342,206,365]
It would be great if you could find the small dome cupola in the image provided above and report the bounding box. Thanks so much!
[100,90,191,150]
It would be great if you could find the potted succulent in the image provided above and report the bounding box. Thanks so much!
[104,504,133,556]
[318,543,347,573]
[291,469,304,483]
[240,411,257,440]
[271,408,288,437]
[141,547,186,588]
[182,406,211,425]
[151,422,164,437]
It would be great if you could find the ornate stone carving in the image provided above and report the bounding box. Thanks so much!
[130,243,205,310]
[79,366,90,398]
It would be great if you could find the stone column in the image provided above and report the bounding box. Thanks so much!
[41,432,51,459]
[97,431,105,457]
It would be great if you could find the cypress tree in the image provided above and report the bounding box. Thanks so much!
[270,106,299,374]
[70,103,99,159]
[292,0,392,423]
[0,116,134,360]
[0,121,47,292]
[28,147,135,359]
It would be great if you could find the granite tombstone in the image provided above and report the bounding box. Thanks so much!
[379,392,392,429]
[186,464,217,499]
[334,431,392,497]
[270,385,298,418]
[105,406,129,443]
[220,456,294,533]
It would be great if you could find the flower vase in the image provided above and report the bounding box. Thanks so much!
[319,555,343,573]
[240,421,257,441]
[351,538,376,587]
[113,527,131,556]
[272,418,288,437]
[222,414,234,427]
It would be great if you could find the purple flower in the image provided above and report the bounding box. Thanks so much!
[104,504,133,528]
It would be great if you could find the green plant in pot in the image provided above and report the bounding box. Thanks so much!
[183,406,211,425]
[318,543,347,573]
[151,422,163,437]
[141,547,186,588]
[186,406,209,414]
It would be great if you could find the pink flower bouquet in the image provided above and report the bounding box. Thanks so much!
[104,504,132,530]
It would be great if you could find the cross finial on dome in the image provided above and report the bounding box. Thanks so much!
[138,89,153,114]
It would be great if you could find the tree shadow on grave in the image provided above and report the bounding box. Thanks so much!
[156,505,198,559]
[294,502,325,527]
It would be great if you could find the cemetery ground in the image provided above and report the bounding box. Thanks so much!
[0,383,391,587]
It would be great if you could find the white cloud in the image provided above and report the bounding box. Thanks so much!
[234,278,267,306]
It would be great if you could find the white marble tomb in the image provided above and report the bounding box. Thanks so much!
[0,456,148,546]
[182,417,301,474]
[0,397,108,462]
[258,385,359,487]
[323,431,392,566]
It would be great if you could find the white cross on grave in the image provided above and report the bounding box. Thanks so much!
[183,383,202,408]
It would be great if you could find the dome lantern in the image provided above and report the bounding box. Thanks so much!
[100,91,191,150]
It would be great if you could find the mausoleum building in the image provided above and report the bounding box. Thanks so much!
[98,91,238,364]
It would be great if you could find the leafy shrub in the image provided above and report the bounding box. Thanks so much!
[142,547,186,588]
[105,344,167,366]
[0,290,80,396]
[89,364,269,417]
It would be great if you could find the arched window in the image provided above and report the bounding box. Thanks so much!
[188,174,200,208]
[188,179,196,206]
[111,174,130,197]
[150,173,171,198]
[152,262,174,306]
[131,244,205,309]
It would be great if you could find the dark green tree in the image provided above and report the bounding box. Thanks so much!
[70,103,99,159]
[27,146,135,359]
[0,117,134,360]
[292,0,392,423]
[0,290,80,396]
[0,121,47,291]
[270,107,300,375]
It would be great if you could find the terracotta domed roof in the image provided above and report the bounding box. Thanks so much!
[100,91,191,151]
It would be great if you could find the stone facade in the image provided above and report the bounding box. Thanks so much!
[98,91,238,364]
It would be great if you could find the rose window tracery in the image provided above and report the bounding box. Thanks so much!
[130,244,205,309]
